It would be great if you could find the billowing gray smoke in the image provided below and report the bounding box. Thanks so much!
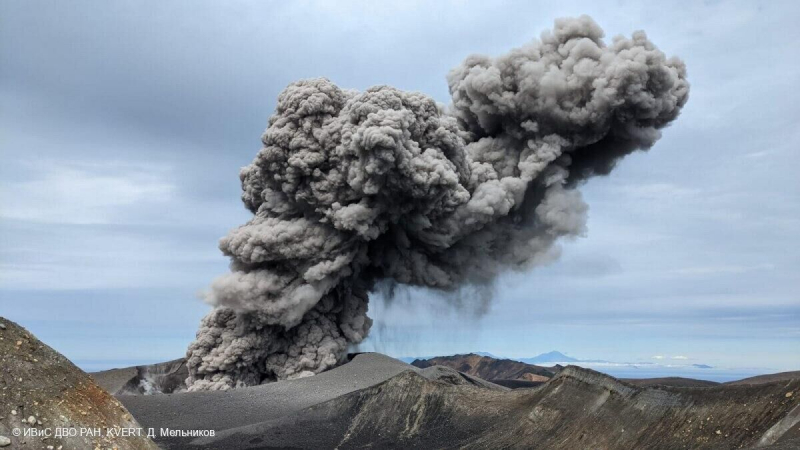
[186,16,689,390]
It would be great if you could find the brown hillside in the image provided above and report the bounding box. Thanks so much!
[411,353,555,381]
[0,317,158,450]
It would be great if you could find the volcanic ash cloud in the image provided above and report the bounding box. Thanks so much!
[185,16,689,390]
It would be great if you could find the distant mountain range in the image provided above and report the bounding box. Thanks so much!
[410,353,557,386]
[401,350,610,365]
[518,351,584,364]
[396,351,738,380]
[403,350,711,368]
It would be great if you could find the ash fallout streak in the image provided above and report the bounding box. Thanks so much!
[186,16,689,390]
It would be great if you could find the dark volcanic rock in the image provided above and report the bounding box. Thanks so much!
[118,353,437,448]
[118,353,504,448]
[0,317,158,450]
[195,365,800,449]
[416,365,508,391]
[93,351,800,449]
[6,315,796,450]
[490,378,547,389]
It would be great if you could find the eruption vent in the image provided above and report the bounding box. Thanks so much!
[186,16,689,390]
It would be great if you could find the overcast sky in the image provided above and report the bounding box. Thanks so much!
[1,0,798,373]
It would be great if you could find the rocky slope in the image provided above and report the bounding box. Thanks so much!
[0,317,158,449]
[197,365,800,449]
[115,353,506,448]
[411,353,555,383]
[114,353,800,449]
[8,319,797,450]
[93,358,188,395]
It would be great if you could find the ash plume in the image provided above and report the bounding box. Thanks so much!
[186,16,689,390]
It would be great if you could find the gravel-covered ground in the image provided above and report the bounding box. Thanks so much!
[0,317,158,450]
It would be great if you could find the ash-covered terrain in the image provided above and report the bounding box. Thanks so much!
[2,317,799,449]
[102,352,800,450]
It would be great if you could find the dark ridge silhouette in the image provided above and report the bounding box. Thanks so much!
[411,353,556,383]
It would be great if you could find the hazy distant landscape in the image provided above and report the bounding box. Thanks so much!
[77,350,765,382]
[400,351,767,383]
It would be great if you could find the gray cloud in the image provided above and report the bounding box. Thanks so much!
[3,0,797,377]
[185,16,688,390]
